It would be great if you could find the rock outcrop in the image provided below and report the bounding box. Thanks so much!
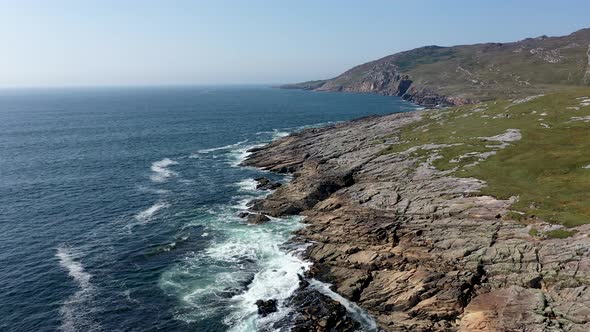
[243,111,590,331]
[255,177,282,190]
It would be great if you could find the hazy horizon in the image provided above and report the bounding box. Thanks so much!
[2,0,590,88]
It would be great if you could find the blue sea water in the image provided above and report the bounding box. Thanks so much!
[0,86,416,332]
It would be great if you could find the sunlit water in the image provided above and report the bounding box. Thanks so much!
[0,86,416,331]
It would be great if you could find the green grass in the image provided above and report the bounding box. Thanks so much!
[544,229,578,239]
[529,228,539,237]
[378,89,590,227]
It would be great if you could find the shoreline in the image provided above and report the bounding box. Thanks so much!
[237,128,381,331]
[242,107,590,331]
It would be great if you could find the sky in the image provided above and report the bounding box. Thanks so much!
[1,0,589,88]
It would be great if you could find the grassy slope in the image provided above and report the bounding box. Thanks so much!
[378,89,590,228]
[288,29,590,102]
[400,36,589,100]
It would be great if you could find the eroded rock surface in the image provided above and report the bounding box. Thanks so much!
[243,111,590,331]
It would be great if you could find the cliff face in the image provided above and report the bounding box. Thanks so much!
[282,28,590,107]
[243,91,590,331]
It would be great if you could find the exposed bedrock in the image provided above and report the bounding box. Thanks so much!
[243,111,590,331]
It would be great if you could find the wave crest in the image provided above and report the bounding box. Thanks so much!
[150,158,178,183]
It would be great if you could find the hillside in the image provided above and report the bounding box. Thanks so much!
[282,28,590,107]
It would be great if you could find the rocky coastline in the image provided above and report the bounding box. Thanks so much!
[242,110,590,331]
[281,74,470,109]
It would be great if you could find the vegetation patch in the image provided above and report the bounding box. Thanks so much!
[544,229,578,239]
[378,89,590,227]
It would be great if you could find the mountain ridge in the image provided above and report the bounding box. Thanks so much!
[282,28,590,107]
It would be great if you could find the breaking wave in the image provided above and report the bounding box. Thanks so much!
[150,158,179,183]
[228,144,266,167]
[236,178,258,192]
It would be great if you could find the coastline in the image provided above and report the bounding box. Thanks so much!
[237,127,381,331]
[242,108,590,331]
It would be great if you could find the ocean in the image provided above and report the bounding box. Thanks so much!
[0,86,417,331]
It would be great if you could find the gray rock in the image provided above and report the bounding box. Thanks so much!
[243,110,590,331]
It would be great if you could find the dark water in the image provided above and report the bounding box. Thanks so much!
[0,86,416,332]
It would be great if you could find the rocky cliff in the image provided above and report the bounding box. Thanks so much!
[282,28,590,108]
[242,90,590,331]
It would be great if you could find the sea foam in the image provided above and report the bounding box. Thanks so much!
[236,178,258,192]
[56,246,101,332]
[134,201,169,223]
[195,139,249,154]
[228,144,265,167]
[150,158,178,183]
[56,247,93,290]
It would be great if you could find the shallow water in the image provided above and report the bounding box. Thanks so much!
[0,86,416,331]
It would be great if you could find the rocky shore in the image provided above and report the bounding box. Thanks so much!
[242,110,590,331]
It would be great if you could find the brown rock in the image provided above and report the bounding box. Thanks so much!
[246,213,270,224]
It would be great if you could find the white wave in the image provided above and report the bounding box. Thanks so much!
[56,246,101,332]
[310,279,378,331]
[205,241,258,263]
[229,144,265,167]
[226,250,311,331]
[134,201,169,222]
[150,158,178,183]
[271,130,289,140]
[232,197,255,211]
[194,139,249,155]
[160,203,307,329]
[236,178,258,192]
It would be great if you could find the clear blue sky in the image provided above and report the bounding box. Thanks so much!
[1,0,589,87]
